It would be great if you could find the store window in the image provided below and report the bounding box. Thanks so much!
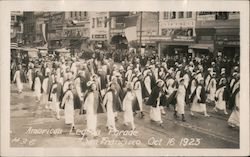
[186,12,192,18]
[178,12,184,18]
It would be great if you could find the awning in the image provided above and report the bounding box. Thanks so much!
[55,48,70,53]
[189,43,214,52]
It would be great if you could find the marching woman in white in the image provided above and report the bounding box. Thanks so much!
[207,73,217,103]
[228,88,240,128]
[144,69,152,96]
[190,78,210,117]
[103,82,118,131]
[214,78,228,115]
[42,72,50,109]
[33,71,42,102]
[174,78,187,122]
[13,65,23,93]
[82,81,103,136]
[61,83,75,133]
[27,64,35,89]
[122,83,136,130]
[146,79,165,126]
[49,78,61,120]
[133,73,144,118]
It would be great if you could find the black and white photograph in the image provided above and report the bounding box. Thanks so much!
[1,0,249,156]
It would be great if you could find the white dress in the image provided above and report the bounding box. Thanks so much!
[149,94,162,123]
[123,91,135,123]
[166,78,175,97]
[34,77,41,99]
[103,91,116,129]
[207,78,216,101]
[191,86,206,113]
[176,84,186,114]
[134,81,143,111]
[61,90,74,125]
[228,91,239,127]
[27,69,33,89]
[183,73,190,89]
[74,77,83,101]
[215,86,226,110]
[144,75,152,95]
[83,92,97,132]
[50,84,60,114]
[13,70,23,92]
[42,77,50,107]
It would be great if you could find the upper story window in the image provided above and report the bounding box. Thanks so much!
[92,18,95,28]
[186,12,192,18]
[84,12,87,17]
[97,17,102,27]
[104,17,107,27]
[163,12,169,19]
[178,12,184,18]
[215,12,229,20]
[170,12,176,19]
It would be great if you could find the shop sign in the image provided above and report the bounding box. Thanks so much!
[63,28,90,38]
[91,34,107,40]
[216,41,239,46]
[173,36,195,42]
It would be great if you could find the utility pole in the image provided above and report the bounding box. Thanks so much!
[139,11,142,55]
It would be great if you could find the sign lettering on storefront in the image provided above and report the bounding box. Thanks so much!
[63,27,90,38]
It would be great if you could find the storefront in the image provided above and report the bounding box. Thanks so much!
[191,28,215,57]
[214,28,239,59]
[157,35,196,58]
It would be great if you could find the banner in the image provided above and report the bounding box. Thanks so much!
[124,15,138,42]
[42,23,47,43]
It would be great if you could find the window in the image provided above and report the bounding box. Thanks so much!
[92,18,95,28]
[216,12,229,20]
[70,12,73,17]
[84,12,87,17]
[178,12,184,18]
[170,12,176,19]
[97,17,102,27]
[11,16,15,21]
[163,12,169,19]
[186,12,192,18]
[79,12,82,17]
[104,17,107,27]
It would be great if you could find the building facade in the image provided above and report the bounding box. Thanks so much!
[195,12,240,58]
[11,11,24,46]
[158,11,196,57]
[89,12,110,50]
[23,12,36,46]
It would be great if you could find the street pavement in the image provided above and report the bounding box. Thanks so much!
[10,83,239,148]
